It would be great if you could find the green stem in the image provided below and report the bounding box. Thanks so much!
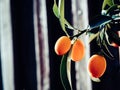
[70,30,87,39]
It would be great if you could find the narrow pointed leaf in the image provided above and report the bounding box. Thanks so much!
[52,2,78,31]
[89,15,112,30]
[99,28,105,42]
[102,0,114,10]
[53,0,59,18]
[101,41,114,60]
[104,30,111,45]
[53,0,79,34]
[58,0,68,36]
[66,54,72,87]
[60,53,72,90]
[106,4,118,15]
[89,32,100,43]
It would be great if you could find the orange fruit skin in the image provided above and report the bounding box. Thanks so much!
[54,36,71,55]
[111,31,120,47]
[71,39,85,62]
[111,42,119,47]
[88,54,107,78]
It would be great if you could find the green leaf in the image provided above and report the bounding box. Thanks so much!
[89,32,100,43]
[60,53,72,90]
[104,30,111,45]
[101,40,114,60]
[89,15,112,30]
[105,4,118,15]
[102,0,114,10]
[52,1,79,31]
[53,0,80,35]
[53,0,59,18]
[99,28,105,43]
[58,0,69,36]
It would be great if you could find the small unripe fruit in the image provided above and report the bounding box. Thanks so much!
[88,54,107,78]
[71,39,85,61]
[54,36,71,55]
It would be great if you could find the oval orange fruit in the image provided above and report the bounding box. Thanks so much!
[87,54,107,78]
[54,36,71,55]
[71,39,85,61]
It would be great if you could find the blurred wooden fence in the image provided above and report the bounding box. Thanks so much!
[0,0,98,90]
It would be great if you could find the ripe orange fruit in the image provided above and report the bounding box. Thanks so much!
[87,54,107,78]
[54,36,71,55]
[71,39,85,61]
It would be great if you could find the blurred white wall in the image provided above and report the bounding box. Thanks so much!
[72,0,92,90]
[1,0,15,90]
[34,0,50,90]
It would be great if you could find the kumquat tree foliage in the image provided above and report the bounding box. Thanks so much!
[53,0,120,89]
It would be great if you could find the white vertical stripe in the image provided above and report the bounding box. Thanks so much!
[34,0,50,90]
[39,0,50,89]
[1,0,15,90]
[71,0,92,90]
[33,0,41,90]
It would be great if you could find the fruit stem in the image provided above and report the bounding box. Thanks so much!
[70,29,87,39]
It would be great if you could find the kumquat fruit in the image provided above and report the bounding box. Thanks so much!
[71,39,85,62]
[88,54,107,78]
[54,36,71,55]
